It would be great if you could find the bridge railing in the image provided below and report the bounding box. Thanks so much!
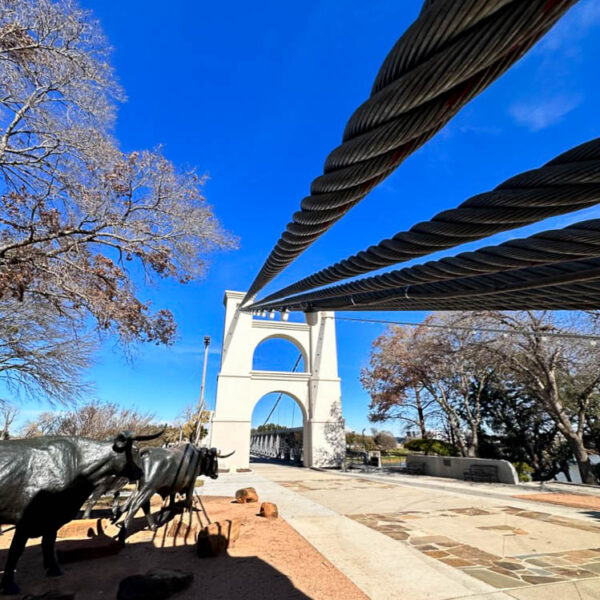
[250,428,303,463]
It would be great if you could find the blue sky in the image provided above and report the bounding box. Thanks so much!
[9,0,600,436]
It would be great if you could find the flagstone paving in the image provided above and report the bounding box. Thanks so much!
[203,464,600,599]
[349,507,600,589]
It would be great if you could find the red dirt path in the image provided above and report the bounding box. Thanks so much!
[0,495,368,600]
[512,492,600,510]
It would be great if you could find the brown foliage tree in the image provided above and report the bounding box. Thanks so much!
[0,0,235,403]
[362,314,492,457]
[371,429,397,452]
[0,0,235,342]
[363,310,600,484]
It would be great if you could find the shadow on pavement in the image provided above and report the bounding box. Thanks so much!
[0,537,313,599]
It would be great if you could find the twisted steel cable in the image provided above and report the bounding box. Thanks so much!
[359,279,600,311]
[261,136,600,305]
[356,257,600,306]
[249,218,600,312]
[244,0,579,303]
[251,256,600,312]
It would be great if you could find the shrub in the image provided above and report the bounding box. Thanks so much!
[512,461,534,482]
[404,438,458,456]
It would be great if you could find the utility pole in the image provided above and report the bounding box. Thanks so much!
[194,335,211,445]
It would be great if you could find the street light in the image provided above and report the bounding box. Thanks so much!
[194,335,211,444]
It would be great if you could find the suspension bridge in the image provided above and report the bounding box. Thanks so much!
[211,0,600,470]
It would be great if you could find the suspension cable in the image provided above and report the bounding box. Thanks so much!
[257,137,600,305]
[244,0,578,304]
[249,217,600,313]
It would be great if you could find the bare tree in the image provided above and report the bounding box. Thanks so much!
[0,0,236,346]
[362,314,494,457]
[21,399,157,440]
[178,403,210,443]
[362,325,439,439]
[0,295,94,403]
[0,401,18,439]
[481,311,600,485]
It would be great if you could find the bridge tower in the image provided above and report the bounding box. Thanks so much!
[210,290,345,470]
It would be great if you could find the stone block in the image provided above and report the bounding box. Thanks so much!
[117,568,193,600]
[196,519,240,558]
[259,502,279,519]
[235,487,258,503]
[56,535,122,563]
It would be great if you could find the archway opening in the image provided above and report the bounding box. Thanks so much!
[252,337,306,372]
[250,392,306,466]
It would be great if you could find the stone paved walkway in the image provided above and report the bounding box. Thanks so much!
[201,463,600,600]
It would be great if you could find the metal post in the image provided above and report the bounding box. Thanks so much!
[194,335,211,445]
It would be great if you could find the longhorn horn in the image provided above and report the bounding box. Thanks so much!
[217,450,235,458]
[133,427,166,442]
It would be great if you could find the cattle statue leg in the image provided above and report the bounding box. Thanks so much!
[83,487,102,519]
[0,525,28,595]
[142,500,156,530]
[119,488,155,543]
[111,491,121,521]
[42,530,62,577]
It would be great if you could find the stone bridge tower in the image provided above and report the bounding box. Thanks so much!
[210,290,345,470]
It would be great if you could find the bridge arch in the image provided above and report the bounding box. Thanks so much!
[250,390,307,464]
[252,335,307,372]
[210,290,345,469]
[250,389,308,423]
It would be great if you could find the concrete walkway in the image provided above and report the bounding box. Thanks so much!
[201,463,600,600]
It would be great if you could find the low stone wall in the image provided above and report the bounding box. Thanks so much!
[405,454,519,485]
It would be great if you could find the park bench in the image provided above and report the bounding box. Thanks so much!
[463,464,498,482]
[406,461,426,475]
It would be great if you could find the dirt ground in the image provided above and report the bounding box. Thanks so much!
[513,492,600,510]
[0,495,368,600]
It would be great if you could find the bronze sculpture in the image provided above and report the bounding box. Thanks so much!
[115,444,233,541]
[0,430,162,595]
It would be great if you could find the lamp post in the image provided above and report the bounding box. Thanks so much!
[194,335,211,445]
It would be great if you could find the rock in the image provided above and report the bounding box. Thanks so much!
[57,518,101,538]
[56,535,122,563]
[196,519,240,558]
[23,593,75,600]
[260,502,279,519]
[235,487,258,503]
[117,568,193,600]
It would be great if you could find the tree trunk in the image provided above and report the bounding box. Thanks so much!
[545,377,597,484]
[560,429,596,484]
[573,444,596,485]
[415,392,427,438]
